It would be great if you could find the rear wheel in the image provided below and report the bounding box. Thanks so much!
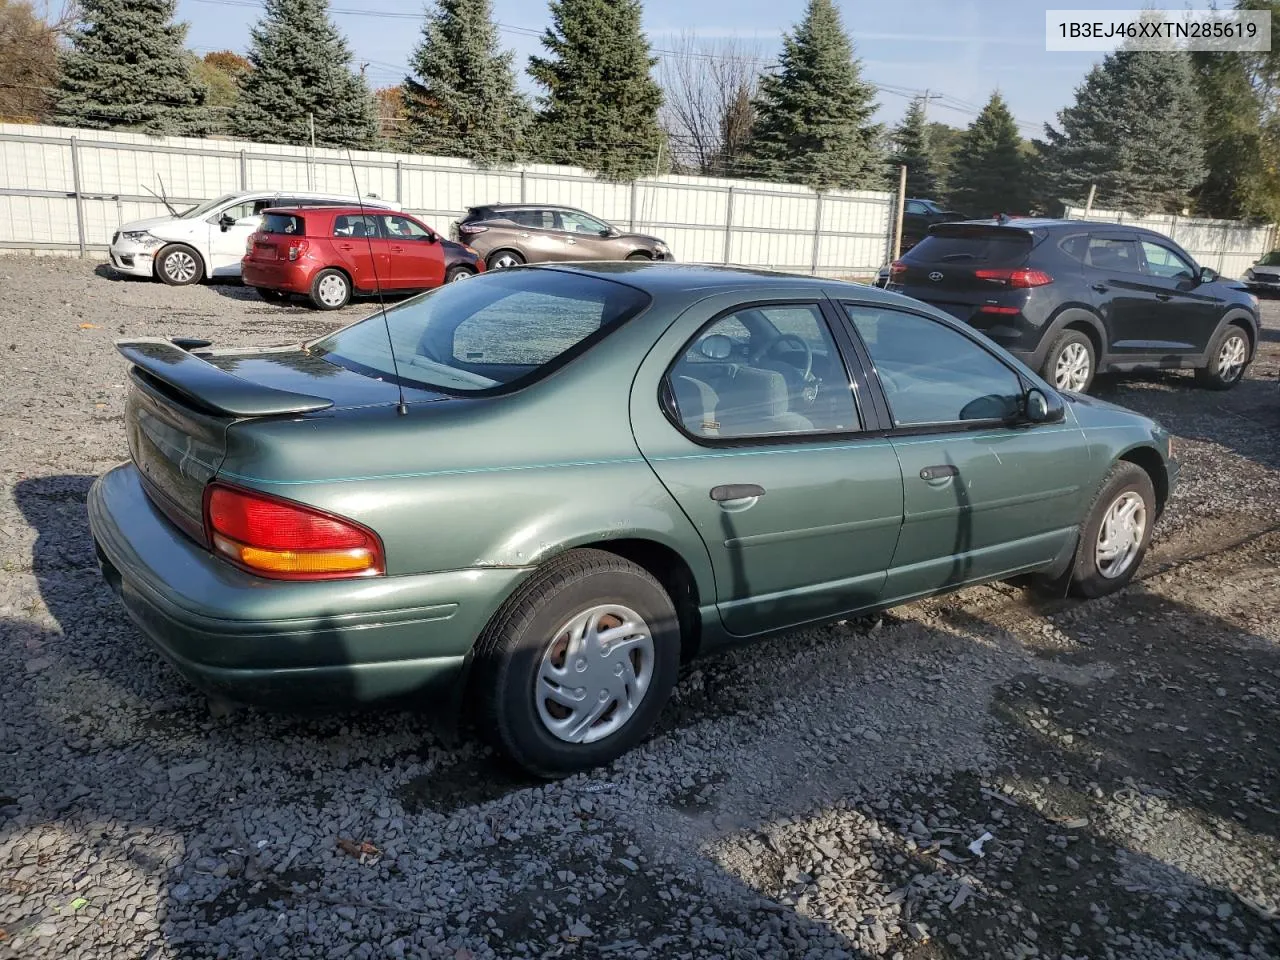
[1041,328,1095,393]
[1194,324,1250,390]
[155,244,203,286]
[309,269,350,310]
[626,252,651,262]
[472,549,681,778]
[486,249,524,270]
[1068,461,1155,598]
[446,265,476,283]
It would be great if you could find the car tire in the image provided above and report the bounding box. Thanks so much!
[1194,324,1251,390]
[445,265,475,283]
[1041,328,1095,393]
[254,287,288,303]
[309,268,351,310]
[486,249,525,270]
[1067,461,1156,599]
[155,244,203,286]
[472,548,681,779]
[626,252,651,261]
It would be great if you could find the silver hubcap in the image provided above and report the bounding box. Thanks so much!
[1054,342,1091,391]
[317,274,347,306]
[535,603,655,745]
[164,251,197,283]
[1217,334,1247,381]
[492,254,520,269]
[449,269,470,282]
[1095,490,1147,579]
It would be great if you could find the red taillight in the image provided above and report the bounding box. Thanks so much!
[459,224,488,235]
[977,305,1020,315]
[287,239,310,261]
[974,267,1053,288]
[203,483,384,580]
[889,260,907,282]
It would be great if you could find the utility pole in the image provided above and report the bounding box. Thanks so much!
[919,89,944,123]
[892,164,908,261]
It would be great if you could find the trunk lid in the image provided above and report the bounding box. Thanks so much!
[119,339,444,542]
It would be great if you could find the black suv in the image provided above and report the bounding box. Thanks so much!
[902,198,966,250]
[887,219,1260,393]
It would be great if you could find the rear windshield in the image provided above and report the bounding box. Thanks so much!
[309,269,651,394]
[263,213,305,235]
[905,227,1033,266]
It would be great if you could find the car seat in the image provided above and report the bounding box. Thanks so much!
[712,367,813,436]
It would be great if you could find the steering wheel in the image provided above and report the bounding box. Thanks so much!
[755,334,813,380]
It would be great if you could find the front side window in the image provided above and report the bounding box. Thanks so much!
[310,269,650,393]
[905,201,927,215]
[382,215,433,240]
[559,211,610,235]
[665,304,859,439]
[181,193,238,219]
[845,305,1023,426]
[1085,237,1142,273]
[1140,240,1195,281]
[219,201,256,222]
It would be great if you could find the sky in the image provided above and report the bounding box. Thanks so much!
[173,0,1191,138]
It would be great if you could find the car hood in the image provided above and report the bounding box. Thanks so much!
[620,232,666,246]
[118,215,179,233]
[198,345,453,411]
[1249,265,1280,277]
[1062,390,1159,431]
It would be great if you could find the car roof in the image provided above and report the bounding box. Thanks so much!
[261,205,409,216]
[524,261,885,298]
[245,190,395,205]
[477,203,590,214]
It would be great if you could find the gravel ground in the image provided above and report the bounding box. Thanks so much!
[1,257,1278,960]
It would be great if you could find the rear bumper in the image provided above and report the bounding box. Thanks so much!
[241,258,316,294]
[88,463,531,707]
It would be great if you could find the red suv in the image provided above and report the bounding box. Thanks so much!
[242,206,484,309]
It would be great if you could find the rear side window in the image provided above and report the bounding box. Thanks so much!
[905,228,1032,266]
[332,214,379,238]
[262,213,304,235]
[1085,237,1142,273]
[509,209,557,230]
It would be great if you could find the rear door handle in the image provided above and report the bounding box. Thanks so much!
[710,484,766,501]
[1091,282,1109,293]
[338,243,355,250]
[919,465,958,481]
[391,245,404,253]
[1155,293,1171,301]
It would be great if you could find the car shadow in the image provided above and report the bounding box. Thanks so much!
[5,474,1278,957]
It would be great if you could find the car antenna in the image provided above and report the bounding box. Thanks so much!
[344,147,408,417]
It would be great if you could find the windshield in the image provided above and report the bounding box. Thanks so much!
[1259,252,1280,267]
[179,193,239,219]
[310,269,651,394]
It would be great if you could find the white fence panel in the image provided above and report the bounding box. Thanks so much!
[0,123,896,274]
[1063,205,1276,280]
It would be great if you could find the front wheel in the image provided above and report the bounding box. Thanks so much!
[309,268,351,310]
[1042,329,1095,393]
[1068,461,1156,598]
[472,549,681,778]
[626,252,651,262]
[446,265,475,283]
[1194,325,1251,390]
[155,244,203,286]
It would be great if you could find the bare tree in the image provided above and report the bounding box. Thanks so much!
[0,0,71,122]
[658,33,762,177]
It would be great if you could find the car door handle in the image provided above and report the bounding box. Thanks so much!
[919,465,959,481]
[338,242,355,250]
[1091,283,1109,293]
[519,232,530,238]
[566,238,577,244]
[710,484,766,501]
[390,245,404,253]
[1155,293,1171,301]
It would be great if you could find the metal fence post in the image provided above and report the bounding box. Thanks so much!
[723,186,735,265]
[69,136,87,256]
[810,192,824,276]
[239,150,247,190]
[630,180,638,232]
[520,169,527,203]
[395,160,403,204]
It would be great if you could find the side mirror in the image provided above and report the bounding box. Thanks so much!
[426,231,439,243]
[1025,387,1065,422]
[602,227,620,238]
[218,213,236,231]
[1199,266,1219,284]
[698,334,734,360]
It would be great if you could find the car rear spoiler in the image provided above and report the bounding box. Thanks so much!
[116,338,334,417]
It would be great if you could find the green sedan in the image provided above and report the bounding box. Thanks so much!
[88,263,1177,776]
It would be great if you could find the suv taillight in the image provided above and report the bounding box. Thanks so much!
[889,260,907,282]
[974,267,1053,288]
[288,239,310,261]
[203,483,384,580]
[459,224,488,235]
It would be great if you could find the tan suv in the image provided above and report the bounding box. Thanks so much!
[451,204,673,270]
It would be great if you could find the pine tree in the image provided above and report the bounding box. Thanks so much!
[925,122,964,198]
[403,0,530,164]
[233,0,378,149]
[740,0,881,190]
[893,98,938,198]
[54,0,212,135]
[528,0,664,180]
[948,92,1028,216]
[1036,48,1204,214]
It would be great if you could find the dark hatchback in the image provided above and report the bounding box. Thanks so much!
[887,219,1261,393]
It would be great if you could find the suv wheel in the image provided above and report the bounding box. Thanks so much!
[156,244,203,286]
[487,250,525,270]
[1194,325,1251,390]
[472,549,681,778]
[1042,329,1095,393]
